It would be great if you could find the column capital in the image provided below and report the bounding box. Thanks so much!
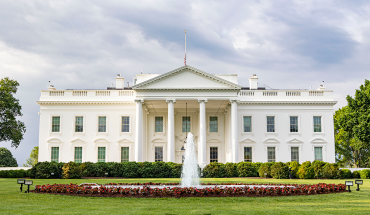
[229,99,239,104]
[166,99,176,103]
[134,99,144,104]
[197,99,208,103]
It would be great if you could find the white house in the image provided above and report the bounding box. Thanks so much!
[37,65,336,167]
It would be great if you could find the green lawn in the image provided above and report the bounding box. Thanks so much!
[0,178,369,215]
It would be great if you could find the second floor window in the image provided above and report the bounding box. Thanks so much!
[267,116,275,132]
[75,116,83,132]
[52,116,60,132]
[210,117,218,132]
[122,116,130,132]
[290,116,298,132]
[182,116,190,132]
[155,117,163,132]
[98,116,106,132]
[313,116,322,132]
[243,116,252,132]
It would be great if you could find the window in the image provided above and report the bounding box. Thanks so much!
[122,116,130,132]
[243,116,252,132]
[210,147,218,162]
[52,116,60,132]
[51,147,59,162]
[155,147,163,162]
[313,116,322,132]
[121,147,129,162]
[98,116,106,132]
[98,147,106,162]
[75,116,83,132]
[210,117,218,132]
[74,147,82,163]
[155,117,163,132]
[182,116,190,132]
[267,147,275,162]
[291,147,299,162]
[315,147,323,161]
[290,116,298,132]
[267,116,275,132]
[244,147,252,162]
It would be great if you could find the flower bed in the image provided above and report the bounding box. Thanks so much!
[32,183,347,198]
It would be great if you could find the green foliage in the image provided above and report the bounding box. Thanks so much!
[352,170,360,178]
[287,161,300,178]
[30,161,60,179]
[340,169,352,179]
[167,162,182,178]
[62,162,82,179]
[297,161,314,179]
[311,161,327,179]
[270,162,289,179]
[237,162,257,177]
[0,77,26,148]
[23,146,38,167]
[0,147,18,167]
[203,162,225,178]
[322,163,340,179]
[122,162,141,178]
[258,162,274,178]
[0,169,29,178]
[360,169,370,179]
[224,163,237,177]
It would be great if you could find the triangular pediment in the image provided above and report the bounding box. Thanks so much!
[240,138,256,144]
[118,138,133,143]
[133,65,241,90]
[287,138,303,144]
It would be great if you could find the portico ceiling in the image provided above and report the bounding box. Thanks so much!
[145,100,229,110]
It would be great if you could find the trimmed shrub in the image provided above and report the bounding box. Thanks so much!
[167,162,182,178]
[271,162,289,179]
[203,162,225,178]
[122,162,140,178]
[297,161,314,179]
[352,170,360,178]
[287,161,300,178]
[258,162,274,178]
[62,162,83,179]
[311,161,327,179]
[0,169,28,178]
[139,162,155,178]
[322,163,340,179]
[340,169,352,179]
[224,163,237,177]
[360,169,370,179]
[31,161,60,179]
[237,162,258,177]
[152,161,172,178]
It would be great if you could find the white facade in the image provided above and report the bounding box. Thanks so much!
[37,65,336,167]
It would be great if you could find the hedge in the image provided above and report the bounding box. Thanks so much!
[360,169,370,179]
[0,169,30,178]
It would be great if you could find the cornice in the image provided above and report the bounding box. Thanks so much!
[134,88,240,91]
[238,101,337,105]
[132,65,242,90]
[36,101,135,105]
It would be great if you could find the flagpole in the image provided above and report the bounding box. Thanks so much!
[184,30,186,65]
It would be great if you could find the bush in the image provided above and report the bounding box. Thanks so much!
[224,163,237,177]
[167,162,182,178]
[203,162,225,178]
[122,162,140,178]
[0,169,28,178]
[352,170,360,178]
[62,162,82,179]
[311,161,327,179]
[340,169,352,179]
[271,162,289,179]
[31,161,60,179]
[258,162,274,178]
[297,161,314,179]
[237,162,258,177]
[287,161,300,178]
[322,163,340,179]
[360,169,370,179]
[0,147,18,167]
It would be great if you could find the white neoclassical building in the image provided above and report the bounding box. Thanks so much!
[37,65,336,167]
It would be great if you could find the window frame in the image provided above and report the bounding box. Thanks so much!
[210,147,218,163]
[97,147,106,162]
[313,116,323,133]
[97,116,107,133]
[209,116,218,133]
[74,147,83,163]
[121,116,131,133]
[73,115,85,134]
[289,116,299,133]
[121,147,129,162]
[291,147,299,163]
[243,116,252,133]
[267,146,276,162]
[244,147,252,162]
[155,146,164,162]
[155,116,164,133]
[50,115,62,135]
[182,116,191,133]
[314,146,323,161]
[51,147,59,162]
[51,116,61,133]
[266,116,276,133]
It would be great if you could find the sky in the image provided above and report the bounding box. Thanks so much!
[0,0,369,166]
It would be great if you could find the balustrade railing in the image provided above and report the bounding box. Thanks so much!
[73,91,87,96]
[119,91,135,96]
[263,91,278,96]
[95,91,110,96]
[49,91,64,96]
[286,91,301,96]
[309,91,324,96]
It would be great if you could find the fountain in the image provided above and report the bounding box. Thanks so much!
[181,132,199,187]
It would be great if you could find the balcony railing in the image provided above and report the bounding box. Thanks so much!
[238,90,332,101]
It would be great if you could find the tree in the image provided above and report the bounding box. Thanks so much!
[335,79,370,167]
[0,77,26,148]
[23,146,38,167]
[0,147,18,167]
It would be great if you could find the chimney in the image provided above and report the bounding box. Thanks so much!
[115,74,125,89]
[317,81,325,90]
[249,74,258,90]
[47,81,56,90]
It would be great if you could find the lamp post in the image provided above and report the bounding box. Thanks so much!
[264,173,267,179]
[289,167,292,179]
[345,181,353,192]
[24,180,33,193]
[17,179,25,192]
[105,172,108,177]
[355,180,363,191]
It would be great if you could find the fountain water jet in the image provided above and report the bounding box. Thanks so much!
[181,132,199,187]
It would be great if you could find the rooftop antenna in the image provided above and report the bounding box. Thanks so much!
[184,30,187,65]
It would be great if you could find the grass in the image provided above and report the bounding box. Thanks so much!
[0,178,369,215]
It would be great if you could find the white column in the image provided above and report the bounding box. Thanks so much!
[198,99,207,168]
[230,99,239,163]
[166,99,176,162]
[135,99,144,162]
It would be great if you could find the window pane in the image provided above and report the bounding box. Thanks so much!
[267,116,275,132]
[74,147,82,163]
[121,147,129,162]
[98,147,106,162]
[210,117,218,132]
[243,116,252,132]
[98,116,106,132]
[155,117,163,132]
[291,147,299,162]
[315,147,323,161]
[182,116,190,132]
[313,116,322,132]
[267,147,275,162]
[210,147,218,162]
[75,117,83,132]
[52,116,60,132]
[155,147,163,162]
[290,116,298,132]
[51,147,59,162]
[122,117,130,132]
[244,147,252,162]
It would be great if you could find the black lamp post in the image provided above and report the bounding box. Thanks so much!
[17,179,25,192]
[355,180,363,191]
[24,180,33,193]
[288,167,292,179]
[264,173,267,179]
[345,181,353,192]
[51,172,54,178]
[105,172,108,177]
